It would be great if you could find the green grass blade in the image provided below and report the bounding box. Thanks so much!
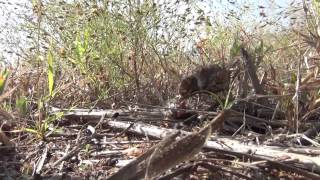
[47,49,54,97]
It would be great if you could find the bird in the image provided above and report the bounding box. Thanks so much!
[179,64,230,98]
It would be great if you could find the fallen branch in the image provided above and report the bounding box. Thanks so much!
[50,107,320,177]
[108,110,227,180]
[105,118,320,172]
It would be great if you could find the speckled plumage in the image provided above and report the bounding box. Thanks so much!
[179,65,230,98]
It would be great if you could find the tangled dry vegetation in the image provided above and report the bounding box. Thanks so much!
[1,0,320,179]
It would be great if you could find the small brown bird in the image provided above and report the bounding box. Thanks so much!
[179,64,230,98]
